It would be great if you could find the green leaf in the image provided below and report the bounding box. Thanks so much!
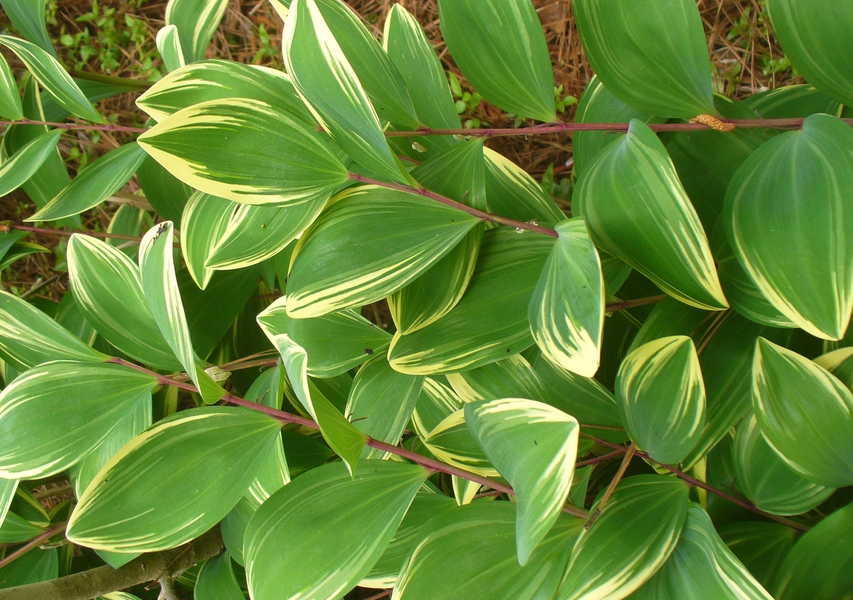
[345,355,424,457]
[529,217,604,378]
[66,407,282,552]
[776,501,853,600]
[29,142,147,221]
[207,198,328,270]
[438,0,555,122]
[766,0,853,106]
[572,75,666,180]
[0,547,57,589]
[0,0,55,56]
[0,35,104,123]
[395,502,582,600]
[575,120,727,310]
[617,335,705,464]
[195,552,244,600]
[0,290,106,371]
[180,192,233,289]
[557,475,690,600]
[136,155,192,226]
[0,239,48,271]
[411,377,464,439]
[422,409,497,477]
[137,98,348,207]
[631,504,774,600]
[752,338,853,488]
[572,0,715,118]
[465,399,579,565]
[67,235,182,371]
[164,0,229,63]
[0,510,43,544]
[258,296,391,378]
[447,354,545,404]
[0,361,155,479]
[718,522,795,592]
[0,129,62,197]
[244,460,427,600]
[154,24,185,72]
[744,84,842,119]
[282,0,407,183]
[733,413,834,516]
[389,227,554,374]
[484,148,565,223]
[138,222,223,403]
[0,478,15,531]
[136,59,313,124]
[286,185,480,318]
[0,53,23,120]
[724,113,853,340]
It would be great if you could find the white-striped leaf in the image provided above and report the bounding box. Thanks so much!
[631,504,774,600]
[244,460,428,600]
[0,0,55,57]
[438,0,555,122]
[164,0,229,63]
[465,399,579,565]
[286,185,480,318]
[484,148,565,223]
[180,192,234,289]
[0,129,62,197]
[0,35,104,122]
[718,522,796,592]
[745,84,842,118]
[388,227,554,375]
[29,142,147,221]
[411,377,463,440]
[422,409,498,477]
[0,478,16,531]
[345,355,424,458]
[283,0,407,183]
[724,114,853,340]
[394,502,583,600]
[0,290,105,371]
[767,0,853,106]
[616,336,705,465]
[0,52,23,120]
[529,217,604,378]
[137,98,349,207]
[67,235,181,370]
[752,337,853,488]
[733,414,835,516]
[0,361,156,479]
[572,0,714,118]
[575,120,727,310]
[66,407,282,552]
[195,551,244,600]
[258,296,391,379]
[557,475,690,600]
[155,24,185,72]
[207,196,328,271]
[447,354,545,404]
[139,222,223,403]
[136,59,313,124]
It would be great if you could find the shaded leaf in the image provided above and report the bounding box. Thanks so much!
[0,53,23,120]
[180,192,234,289]
[164,0,229,63]
[195,552,244,600]
[0,129,62,197]
[718,522,795,592]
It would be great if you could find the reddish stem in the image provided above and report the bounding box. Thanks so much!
[0,522,67,571]
[605,295,667,313]
[0,119,147,133]
[9,225,146,242]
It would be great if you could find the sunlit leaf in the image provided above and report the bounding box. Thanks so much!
[447,354,545,404]
[422,409,498,477]
[484,148,565,223]
[180,192,234,289]
[155,24,185,72]
[164,0,229,63]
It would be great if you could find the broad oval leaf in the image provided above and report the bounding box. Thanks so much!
[447,354,545,404]
[0,361,156,479]
[195,551,243,600]
[465,399,579,565]
[30,142,147,221]
[411,377,464,439]
[137,98,348,207]
[244,460,428,600]
[575,120,727,310]
[66,407,282,552]
[557,475,690,600]
[733,413,834,516]
[718,521,796,592]
[724,113,853,340]
[438,0,555,122]
[0,129,62,197]
[484,148,565,223]
[752,337,853,488]
[0,289,105,371]
[163,0,229,63]
[286,185,480,318]
[631,504,774,600]
[67,235,182,370]
[0,53,23,120]
[422,409,498,477]
[616,336,705,465]
[745,84,842,119]
[529,217,604,378]
[572,0,715,118]
[394,502,583,600]
[766,0,853,106]
[180,192,234,289]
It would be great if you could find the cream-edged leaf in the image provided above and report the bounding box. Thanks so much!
[422,409,498,477]
[163,0,229,63]
[447,354,545,404]
[155,24,185,72]
[0,129,62,197]
[0,53,23,120]
[484,148,565,223]
[180,192,234,289]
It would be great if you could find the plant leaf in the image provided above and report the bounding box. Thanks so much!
[411,377,464,439]
[572,0,715,118]
[422,409,497,477]
[466,399,579,565]
[718,522,796,592]
[164,0,229,63]
[724,113,853,340]
[244,460,427,600]
[195,552,244,600]
[66,407,282,552]
[484,148,565,223]
[575,120,727,310]
[752,337,853,488]
[0,479,16,531]
[447,354,545,404]
[180,192,234,289]
[438,0,555,122]
[0,53,23,120]
[137,98,348,206]
[155,25,185,72]
[0,129,62,197]
[0,0,55,56]
[744,84,842,118]
[0,361,155,479]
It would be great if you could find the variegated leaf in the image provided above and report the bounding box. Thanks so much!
[155,24,185,72]
[164,0,229,63]
[447,354,545,404]
[0,52,23,120]
[422,409,498,477]
[484,148,565,223]
[0,129,62,197]
[180,192,234,289]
